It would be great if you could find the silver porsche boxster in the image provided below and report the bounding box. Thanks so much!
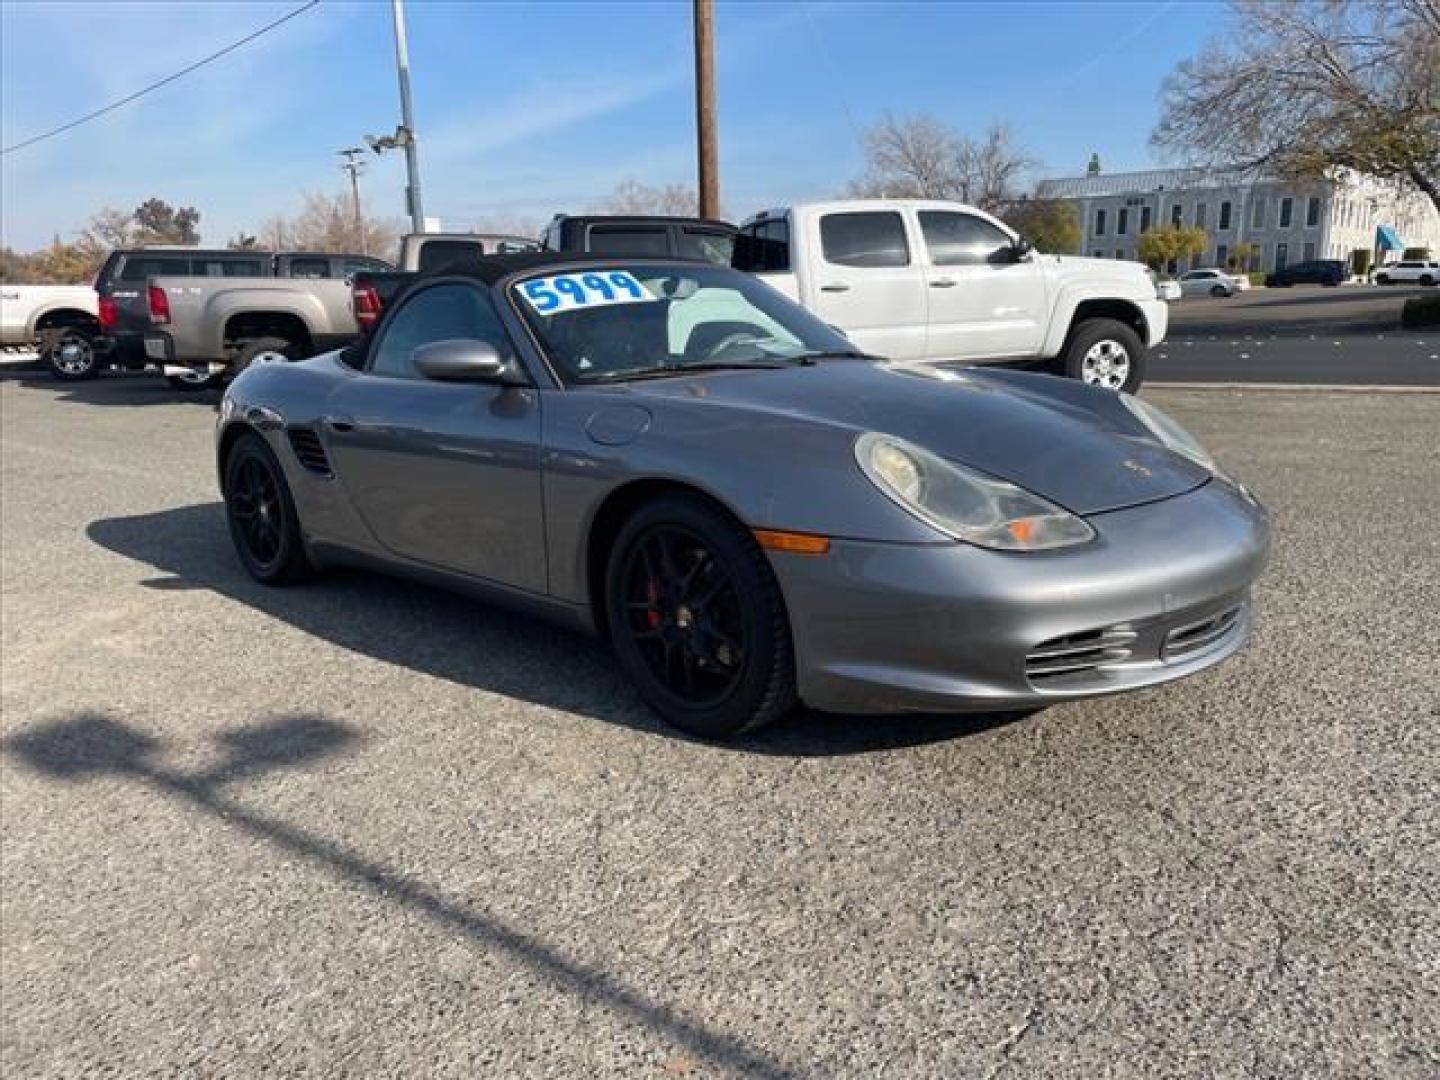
[217,255,1270,737]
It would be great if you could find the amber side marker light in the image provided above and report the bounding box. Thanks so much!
[753,529,831,555]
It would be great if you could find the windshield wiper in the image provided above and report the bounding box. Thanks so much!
[789,349,877,363]
[578,360,789,383]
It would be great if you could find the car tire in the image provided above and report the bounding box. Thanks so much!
[1376,274,1391,285]
[232,336,300,377]
[1421,275,1435,287]
[604,494,796,738]
[45,328,99,381]
[222,431,313,586]
[1209,284,1229,298]
[1060,318,1146,393]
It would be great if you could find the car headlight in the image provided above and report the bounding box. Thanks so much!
[854,433,1095,551]
[1120,393,1217,471]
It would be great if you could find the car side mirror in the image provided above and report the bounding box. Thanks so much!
[1009,237,1034,261]
[412,339,521,384]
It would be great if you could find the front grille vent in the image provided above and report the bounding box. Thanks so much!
[1163,605,1241,661]
[1025,626,1136,685]
[287,428,332,476]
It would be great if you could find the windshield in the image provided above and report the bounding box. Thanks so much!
[511,263,859,384]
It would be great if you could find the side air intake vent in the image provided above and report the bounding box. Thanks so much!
[286,428,332,476]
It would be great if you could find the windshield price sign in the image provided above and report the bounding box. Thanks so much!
[518,271,654,314]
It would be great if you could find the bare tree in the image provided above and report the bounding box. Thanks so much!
[956,123,1038,212]
[253,192,401,256]
[472,213,544,239]
[76,207,138,260]
[601,179,701,216]
[1154,0,1440,213]
[847,114,1036,211]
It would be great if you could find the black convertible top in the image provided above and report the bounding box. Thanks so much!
[432,251,673,285]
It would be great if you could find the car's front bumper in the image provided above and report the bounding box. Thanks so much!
[768,479,1269,715]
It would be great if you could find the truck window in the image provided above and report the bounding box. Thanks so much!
[678,228,735,266]
[917,211,1012,266]
[417,240,484,272]
[340,256,393,276]
[119,255,191,281]
[820,212,909,268]
[288,257,332,279]
[495,239,540,253]
[585,227,669,256]
[193,257,264,277]
[733,221,790,273]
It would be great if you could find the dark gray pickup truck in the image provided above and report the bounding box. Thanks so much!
[93,248,390,388]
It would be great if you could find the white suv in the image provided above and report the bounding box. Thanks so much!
[1375,261,1439,286]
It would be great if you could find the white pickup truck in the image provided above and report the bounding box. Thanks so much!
[0,284,100,377]
[734,200,1167,392]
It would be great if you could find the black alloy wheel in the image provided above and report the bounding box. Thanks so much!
[606,496,795,737]
[223,433,311,585]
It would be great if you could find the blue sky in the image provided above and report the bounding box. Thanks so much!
[1,0,1227,251]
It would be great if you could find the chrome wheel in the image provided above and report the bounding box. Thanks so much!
[48,332,96,379]
[1080,339,1131,390]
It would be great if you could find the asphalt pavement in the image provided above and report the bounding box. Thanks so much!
[1152,285,1440,387]
[2,372,1438,1077]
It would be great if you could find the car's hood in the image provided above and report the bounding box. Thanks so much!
[627,362,1210,516]
[1045,254,1154,294]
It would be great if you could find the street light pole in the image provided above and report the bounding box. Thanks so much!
[390,0,425,233]
[693,0,719,219]
[339,147,367,254]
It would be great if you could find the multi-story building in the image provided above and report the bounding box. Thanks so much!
[1044,167,1439,273]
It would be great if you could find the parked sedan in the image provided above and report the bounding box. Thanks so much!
[1178,268,1248,297]
[217,255,1270,737]
[1375,260,1439,286]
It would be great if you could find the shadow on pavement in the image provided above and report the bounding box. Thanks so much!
[86,502,1027,757]
[3,711,799,1078]
[0,367,221,407]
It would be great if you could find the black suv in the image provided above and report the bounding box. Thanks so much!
[541,215,737,265]
[1265,260,1348,287]
[86,248,390,381]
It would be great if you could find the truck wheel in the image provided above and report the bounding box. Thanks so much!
[1375,273,1391,285]
[1421,274,1435,287]
[46,329,99,381]
[1060,318,1146,393]
[166,370,224,391]
[232,337,299,377]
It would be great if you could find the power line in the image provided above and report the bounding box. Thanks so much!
[1,0,321,157]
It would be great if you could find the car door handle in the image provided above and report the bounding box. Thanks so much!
[929,278,958,288]
[323,415,355,433]
[819,282,851,293]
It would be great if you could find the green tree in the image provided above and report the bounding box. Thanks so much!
[1226,241,1259,271]
[1138,225,1208,270]
[1154,0,1440,214]
[1000,197,1080,254]
[133,198,201,244]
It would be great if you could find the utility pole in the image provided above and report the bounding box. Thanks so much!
[391,0,425,233]
[338,147,367,254]
[693,0,719,219]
